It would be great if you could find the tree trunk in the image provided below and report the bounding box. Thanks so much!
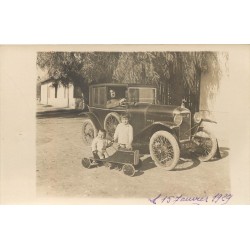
[67,85,69,108]
[195,67,201,112]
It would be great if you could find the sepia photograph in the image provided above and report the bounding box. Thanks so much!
[36,49,232,204]
[1,2,250,250]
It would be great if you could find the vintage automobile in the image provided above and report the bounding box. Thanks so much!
[81,83,220,170]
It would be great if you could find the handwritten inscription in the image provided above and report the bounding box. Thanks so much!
[149,193,232,205]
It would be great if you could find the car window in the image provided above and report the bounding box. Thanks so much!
[93,87,98,104]
[93,87,106,106]
[107,86,127,101]
[99,87,106,105]
[128,87,156,104]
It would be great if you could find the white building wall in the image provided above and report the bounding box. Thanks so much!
[40,81,78,108]
[68,84,76,108]
[199,53,229,142]
[48,83,68,107]
[40,84,48,105]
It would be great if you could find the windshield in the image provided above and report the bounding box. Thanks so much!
[128,87,157,104]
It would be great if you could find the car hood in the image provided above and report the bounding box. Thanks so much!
[129,103,188,113]
[147,104,189,116]
[129,103,190,120]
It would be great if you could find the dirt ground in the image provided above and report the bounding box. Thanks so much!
[36,105,230,202]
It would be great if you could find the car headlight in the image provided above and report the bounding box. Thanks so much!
[174,114,183,126]
[194,112,202,123]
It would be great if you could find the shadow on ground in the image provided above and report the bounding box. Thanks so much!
[173,158,201,171]
[209,147,230,162]
[136,146,230,175]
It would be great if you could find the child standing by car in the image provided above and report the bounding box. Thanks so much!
[114,113,133,150]
[91,129,112,159]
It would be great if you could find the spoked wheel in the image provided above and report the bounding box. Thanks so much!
[104,112,121,139]
[192,129,217,162]
[149,130,180,170]
[122,164,135,177]
[82,119,97,145]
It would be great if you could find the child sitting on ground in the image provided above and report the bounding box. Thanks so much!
[91,129,112,160]
[113,113,133,150]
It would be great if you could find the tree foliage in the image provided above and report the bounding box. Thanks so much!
[113,52,160,85]
[37,51,224,110]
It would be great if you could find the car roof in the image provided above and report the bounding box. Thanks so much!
[90,83,157,88]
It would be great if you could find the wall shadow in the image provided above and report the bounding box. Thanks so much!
[36,109,84,119]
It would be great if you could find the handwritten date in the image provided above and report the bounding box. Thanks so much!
[149,193,232,205]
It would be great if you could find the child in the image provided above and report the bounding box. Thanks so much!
[113,113,133,150]
[91,129,112,159]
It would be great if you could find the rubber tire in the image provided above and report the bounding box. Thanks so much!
[82,158,91,168]
[82,119,98,145]
[149,130,180,171]
[122,164,135,177]
[104,112,121,139]
[193,129,217,162]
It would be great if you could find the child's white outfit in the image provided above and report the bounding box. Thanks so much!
[91,137,111,159]
[114,123,133,149]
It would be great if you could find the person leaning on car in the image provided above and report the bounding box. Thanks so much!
[106,89,126,108]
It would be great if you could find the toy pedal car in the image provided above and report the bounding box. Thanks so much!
[82,149,141,177]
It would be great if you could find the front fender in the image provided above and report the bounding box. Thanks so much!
[132,121,178,154]
[152,121,178,130]
[201,118,217,124]
[80,112,102,130]
[194,118,217,132]
[134,121,178,141]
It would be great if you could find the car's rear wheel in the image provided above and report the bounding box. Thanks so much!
[104,112,121,139]
[192,129,217,161]
[149,130,180,170]
[82,119,97,145]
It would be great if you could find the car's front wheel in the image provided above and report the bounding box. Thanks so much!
[149,130,180,170]
[192,129,217,162]
[82,119,97,145]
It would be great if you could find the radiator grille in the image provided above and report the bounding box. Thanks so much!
[179,113,191,141]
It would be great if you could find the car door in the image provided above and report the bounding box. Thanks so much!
[127,103,150,137]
